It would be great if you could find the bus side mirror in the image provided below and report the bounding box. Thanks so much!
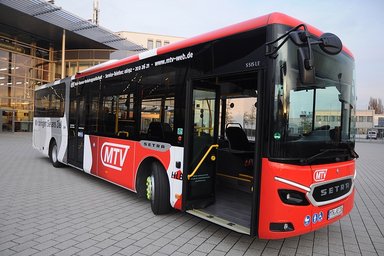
[295,32,343,84]
[318,33,343,55]
[289,31,316,84]
[297,47,316,84]
[265,26,343,85]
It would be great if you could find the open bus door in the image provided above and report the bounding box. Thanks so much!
[184,80,219,209]
[67,85,85,168]
[184,73,261,235]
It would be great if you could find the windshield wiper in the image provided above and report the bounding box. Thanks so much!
[301,148,349,164]
[340,142,359,159]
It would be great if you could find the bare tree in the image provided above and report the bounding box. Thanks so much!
[225,100,234,125]
[368,97,384,114]
[243,104,256,128]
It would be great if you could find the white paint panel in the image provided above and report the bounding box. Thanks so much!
[167,146,184,207]
[139,49,157,60]
[57,115,67,162]
[83,135,92,174]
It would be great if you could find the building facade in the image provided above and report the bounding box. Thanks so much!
[355,110,384,139]
[116,31,185,50]
[0,0,144,132]
[355,110,375,136]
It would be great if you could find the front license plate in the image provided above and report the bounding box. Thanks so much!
[328,205,343,220]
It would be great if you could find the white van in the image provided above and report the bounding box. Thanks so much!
[367,130,378,139]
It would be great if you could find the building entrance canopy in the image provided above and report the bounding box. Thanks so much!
[0,0,145,132]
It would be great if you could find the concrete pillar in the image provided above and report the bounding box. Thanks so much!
[61,29,66,79]
[12,110,15,132]
[0,110,3,132]
[49,45,55,82]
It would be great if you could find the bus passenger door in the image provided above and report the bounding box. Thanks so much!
[185,82,219,209]
[68,92,85,168]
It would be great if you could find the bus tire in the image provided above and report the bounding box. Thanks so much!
[49,140,62,168]
[136,159,152,198]
[147,162,171,215]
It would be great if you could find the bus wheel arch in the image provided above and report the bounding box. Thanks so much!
[49,138,61,168]
[136,158,171,214]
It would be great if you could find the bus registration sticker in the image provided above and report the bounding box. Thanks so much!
[328,205,343,220]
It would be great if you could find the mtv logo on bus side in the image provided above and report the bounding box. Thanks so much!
[101,142,130,171]
[313,169,327,182]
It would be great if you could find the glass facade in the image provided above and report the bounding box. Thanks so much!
[0,36,46,132]
[0,35,114,132]
[60,49,114,77]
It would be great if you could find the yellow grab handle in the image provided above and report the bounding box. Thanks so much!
[188,144,218,180]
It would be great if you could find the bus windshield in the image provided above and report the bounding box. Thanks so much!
[270,40,356,164]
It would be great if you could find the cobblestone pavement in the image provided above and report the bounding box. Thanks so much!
[0,133,383,256]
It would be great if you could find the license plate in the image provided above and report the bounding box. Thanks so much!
[328,205,343,220]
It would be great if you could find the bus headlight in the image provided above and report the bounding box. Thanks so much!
[278,189,310,206]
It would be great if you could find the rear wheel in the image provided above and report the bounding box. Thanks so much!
[146,162,171,214]
[49,141,62,168]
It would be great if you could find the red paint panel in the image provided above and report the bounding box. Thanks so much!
[96,137,136,190]
[258,158,355,239]
[132,142,171,191]
[268,12,323,38]
[174,198,182,210]
[89,136,172,193]
[310,161,355,182]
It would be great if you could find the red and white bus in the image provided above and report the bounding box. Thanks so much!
[33,12,357,239]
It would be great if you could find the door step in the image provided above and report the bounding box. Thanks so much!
[186,209,250,235]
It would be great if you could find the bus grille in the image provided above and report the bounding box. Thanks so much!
[312,178,353,202]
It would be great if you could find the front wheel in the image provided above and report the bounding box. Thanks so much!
[146,162,171,215]
[49,141,62,168]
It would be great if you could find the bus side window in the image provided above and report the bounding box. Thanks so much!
[140,98,162,136]
[103,106,115,135]
[88,94,100,134]
[99,95,116,135]
[147,121,173,142]
[117,94,135,139]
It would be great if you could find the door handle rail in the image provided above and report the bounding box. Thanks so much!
[188,144,218,180]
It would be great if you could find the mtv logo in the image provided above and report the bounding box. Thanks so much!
[313,169,327,182]
[101,142,130,171]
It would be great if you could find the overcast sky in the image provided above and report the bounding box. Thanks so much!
[55,0,384,110]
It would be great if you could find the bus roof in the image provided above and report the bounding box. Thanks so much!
[77,12,353,79]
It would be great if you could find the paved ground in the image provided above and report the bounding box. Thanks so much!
[0,133,383,256]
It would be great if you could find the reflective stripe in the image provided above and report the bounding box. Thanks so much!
[274,177,311,192]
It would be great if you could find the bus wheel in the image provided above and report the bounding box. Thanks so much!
[146,162,171,215]
[49,141,61,168]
